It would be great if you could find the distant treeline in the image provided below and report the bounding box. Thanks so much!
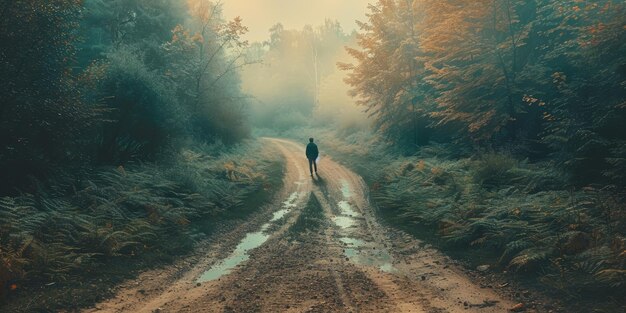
[341,0,626,187]
[243,20,369,131]
[0,0,250,195]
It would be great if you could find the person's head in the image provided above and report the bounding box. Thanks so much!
[309,137,314,143]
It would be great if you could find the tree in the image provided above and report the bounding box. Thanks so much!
[0,0,97,194]
[419,0,534,142]
[165,0,253,143]
[527,0,626,185]
[78,0,187,66]
[244,21,353,130]
[339,0,436,146]
[80,0,252,162]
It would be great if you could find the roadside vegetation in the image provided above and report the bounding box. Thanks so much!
[0,1,280,310]
[289,1,624,311]
[0,142,282,311]
[251,4,625,309]
[290,128,625,312]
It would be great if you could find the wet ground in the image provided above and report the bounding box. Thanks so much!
[84,138,519,313]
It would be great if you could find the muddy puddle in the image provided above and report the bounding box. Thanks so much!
[198,192,301,282]
[334,180,395,273]
[340,180,353,198]
[338,200,359,217]
[333,215,356,228]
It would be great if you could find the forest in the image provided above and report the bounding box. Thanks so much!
[1,0,624,312]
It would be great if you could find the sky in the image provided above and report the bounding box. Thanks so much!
[220,0,373,42]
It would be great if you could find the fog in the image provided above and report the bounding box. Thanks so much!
[213,0,373,133]
[221,0,372,42]
[239,20,369,133]
[2,1,625,312]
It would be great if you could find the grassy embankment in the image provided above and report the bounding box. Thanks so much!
[281,128,625,312]
[0,140,283,312]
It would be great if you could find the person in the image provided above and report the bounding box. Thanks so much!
[305,137,319,176]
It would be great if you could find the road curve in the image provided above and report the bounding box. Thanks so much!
[84,138,515,313]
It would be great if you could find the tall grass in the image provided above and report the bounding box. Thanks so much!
[0,140,281,302]
[298,128,625,309]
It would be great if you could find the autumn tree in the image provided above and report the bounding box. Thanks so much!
[343,0,625,186]
[418,0,539,143]
[339,0,436,146]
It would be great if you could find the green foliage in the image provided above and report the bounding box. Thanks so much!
[82,0,252,163]
[472,153,517,187]
[528,0,626,186]
[342,0,626,188]
[1,0,255,194]
[0,141,279,299]
[370,149,625,302]
[0,1,99,194]
[89,47,181,164]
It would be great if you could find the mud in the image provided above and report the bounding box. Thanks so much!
[84,138,520,313]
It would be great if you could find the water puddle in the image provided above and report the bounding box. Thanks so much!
[340,180,353,198]
[333,216,356,228]
[283,192,299,208]
[271,209,289,221]
[339,236,395,273]
[338,200,359,217]
[197,192,301,282]
[332,197,359,229]
[197,227,270,282]
[334,181,395,273]
[340,237,365,257]
[272,192,300,222]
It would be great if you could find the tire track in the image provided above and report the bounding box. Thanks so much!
[84,138,516,313]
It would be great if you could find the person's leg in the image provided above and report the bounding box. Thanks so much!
[313,158,317,173]
[308,158,313,175]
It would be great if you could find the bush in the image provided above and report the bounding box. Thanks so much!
[0,140,280,303]
[87,47,184,164]
[314,129,625,308]
[472,153,517,187]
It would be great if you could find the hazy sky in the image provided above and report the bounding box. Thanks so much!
[221,0,373,42]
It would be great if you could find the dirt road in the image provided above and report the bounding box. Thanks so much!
[85,138,517,313]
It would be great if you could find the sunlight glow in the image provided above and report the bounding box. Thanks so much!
[221,0,372,42]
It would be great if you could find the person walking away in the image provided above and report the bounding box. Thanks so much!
[306,137,319,176]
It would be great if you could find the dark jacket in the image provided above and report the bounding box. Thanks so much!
[306,142,319,160]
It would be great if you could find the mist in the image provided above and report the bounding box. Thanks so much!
[240,20,369,133]
[1,1,625,312]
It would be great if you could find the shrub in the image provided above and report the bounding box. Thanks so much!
[315,129,625,307]
[0,140,280,303]
[472,153,517,187]
[88,47,184,164]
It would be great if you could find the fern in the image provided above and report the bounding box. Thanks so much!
[509,247,554,270]
[0,140,281,290]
